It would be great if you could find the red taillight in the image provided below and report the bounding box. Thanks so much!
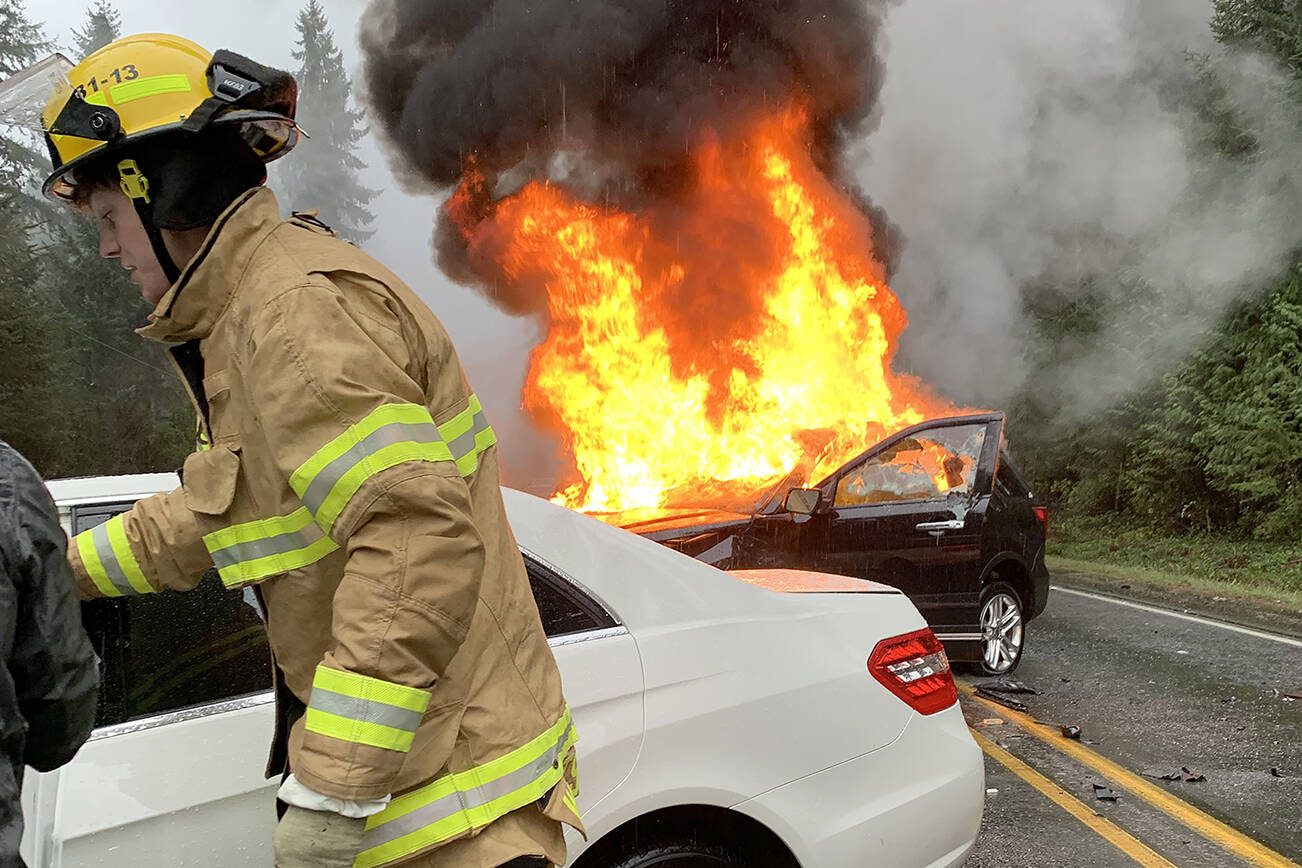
[1032,505,1049,537]
[868,628,958,715]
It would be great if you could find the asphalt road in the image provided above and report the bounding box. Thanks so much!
[962,584,1302,868]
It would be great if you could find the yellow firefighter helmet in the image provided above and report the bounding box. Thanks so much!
[41,33,299,203]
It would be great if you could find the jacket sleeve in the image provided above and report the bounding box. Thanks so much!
[247,279,485,800]
[67,487,214,600]
[9,460,99,772]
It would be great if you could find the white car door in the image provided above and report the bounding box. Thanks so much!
[23,498,643,866]
[22,498,278,867]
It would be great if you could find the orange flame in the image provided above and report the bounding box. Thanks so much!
[452,108,952,512]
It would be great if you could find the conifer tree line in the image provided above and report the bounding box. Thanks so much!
[0,0,375,477]
[0,0,1297,543]
[1010,0,1302,542]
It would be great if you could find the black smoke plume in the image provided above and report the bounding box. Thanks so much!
[359,0,900,292]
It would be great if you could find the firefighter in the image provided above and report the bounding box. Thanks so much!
[40,34,580,868]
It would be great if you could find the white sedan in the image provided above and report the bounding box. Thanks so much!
[24,474,984,868]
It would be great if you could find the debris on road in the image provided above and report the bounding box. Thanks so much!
[1091,784,1120,802]
[1269,767,1284,778]
[975,679,1043,696]
[976,688,1031,712]
[986,788,999,797]
[977,717,1005,727]
[1142,767,1207,783]
[1060,724,1083,740]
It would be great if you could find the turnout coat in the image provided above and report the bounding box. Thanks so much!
[68,188,581,868]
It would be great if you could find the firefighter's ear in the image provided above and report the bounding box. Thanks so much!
[182,445,240,516]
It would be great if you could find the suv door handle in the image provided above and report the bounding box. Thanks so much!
[916,519,965,532]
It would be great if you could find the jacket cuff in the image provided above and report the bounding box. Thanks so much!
[292,741,403,802]
[66,542,104,600]
[293,665,431,800]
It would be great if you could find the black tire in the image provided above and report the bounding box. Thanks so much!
[602,840,747,868]
[975,581,1025,676]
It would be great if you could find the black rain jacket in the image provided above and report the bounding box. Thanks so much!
[0,442,98,867]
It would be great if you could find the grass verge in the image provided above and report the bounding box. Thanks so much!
[1051,515,1302,600]
[1046,516,1302,636]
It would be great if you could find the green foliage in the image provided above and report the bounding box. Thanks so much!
[1015,0,1302,547]
[0,1,191,480]
[1052,515,1302,599]
[0,0,48,77]
[38,213,198,477]
[275,0,376,242]
[1211,0,1302,77]
[71,0,121,59]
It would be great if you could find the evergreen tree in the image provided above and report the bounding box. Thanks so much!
[1211,0,1302,78]
[0,1,65,471]
[71,0,121,59]
[0,0,190,478]
[279,0,376,242]
[0,0,47,77]
[38,212,193,477]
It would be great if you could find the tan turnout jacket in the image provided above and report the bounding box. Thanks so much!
[67,187,581,867]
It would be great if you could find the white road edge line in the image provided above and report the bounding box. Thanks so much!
[1050,585,1302,650]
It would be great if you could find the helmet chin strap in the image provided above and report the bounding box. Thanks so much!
[118,158,182,287]
[143,215,182,286]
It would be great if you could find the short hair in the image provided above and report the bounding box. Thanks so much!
[67,156,122,209]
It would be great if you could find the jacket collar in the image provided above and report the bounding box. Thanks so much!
[137,186,282,344]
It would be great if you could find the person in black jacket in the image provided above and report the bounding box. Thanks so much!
[0,441,99,866]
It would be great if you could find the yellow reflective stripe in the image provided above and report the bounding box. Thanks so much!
[312,666,430,712]
[105,515,151,594]
[457,423,498,477]
[83,91,108,107]
[318,440,449,533]
[291,404,439,495]
[304,708,417,753]
[75,528,120,598]
[109,74,192,105]
[437,394,479,441]
[212,534,338,587]
[437,394,497,477]
[202,507,339,588]
[291,404,453,534]
[204,506,313,551]
[355,709,576,867]
[305,667,431,753]
[292,398,497,536]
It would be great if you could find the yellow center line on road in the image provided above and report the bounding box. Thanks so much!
[960,683,1300,868]
[971,730,1178,868]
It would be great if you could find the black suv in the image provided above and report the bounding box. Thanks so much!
[614,413,1049,674]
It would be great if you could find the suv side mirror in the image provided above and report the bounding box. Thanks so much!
[784,488,822,515]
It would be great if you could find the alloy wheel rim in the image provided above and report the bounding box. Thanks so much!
[981,592,1023,672]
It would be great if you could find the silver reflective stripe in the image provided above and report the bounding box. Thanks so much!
[308,688,425,734]
[301,421,443,515]
[361,723,574,851]
[208,520,329,569]
[446,409,490,462]
[91,523,136,596]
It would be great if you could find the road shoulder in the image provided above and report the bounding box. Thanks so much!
[1047,556,1302,641]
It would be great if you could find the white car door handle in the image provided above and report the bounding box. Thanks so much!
[916,519,965,531]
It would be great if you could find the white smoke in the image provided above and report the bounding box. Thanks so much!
[855,0,1302,422]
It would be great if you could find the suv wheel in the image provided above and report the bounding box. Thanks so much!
[978,582,1024,675]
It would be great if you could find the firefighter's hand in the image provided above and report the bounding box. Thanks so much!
[274,805,367,868]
